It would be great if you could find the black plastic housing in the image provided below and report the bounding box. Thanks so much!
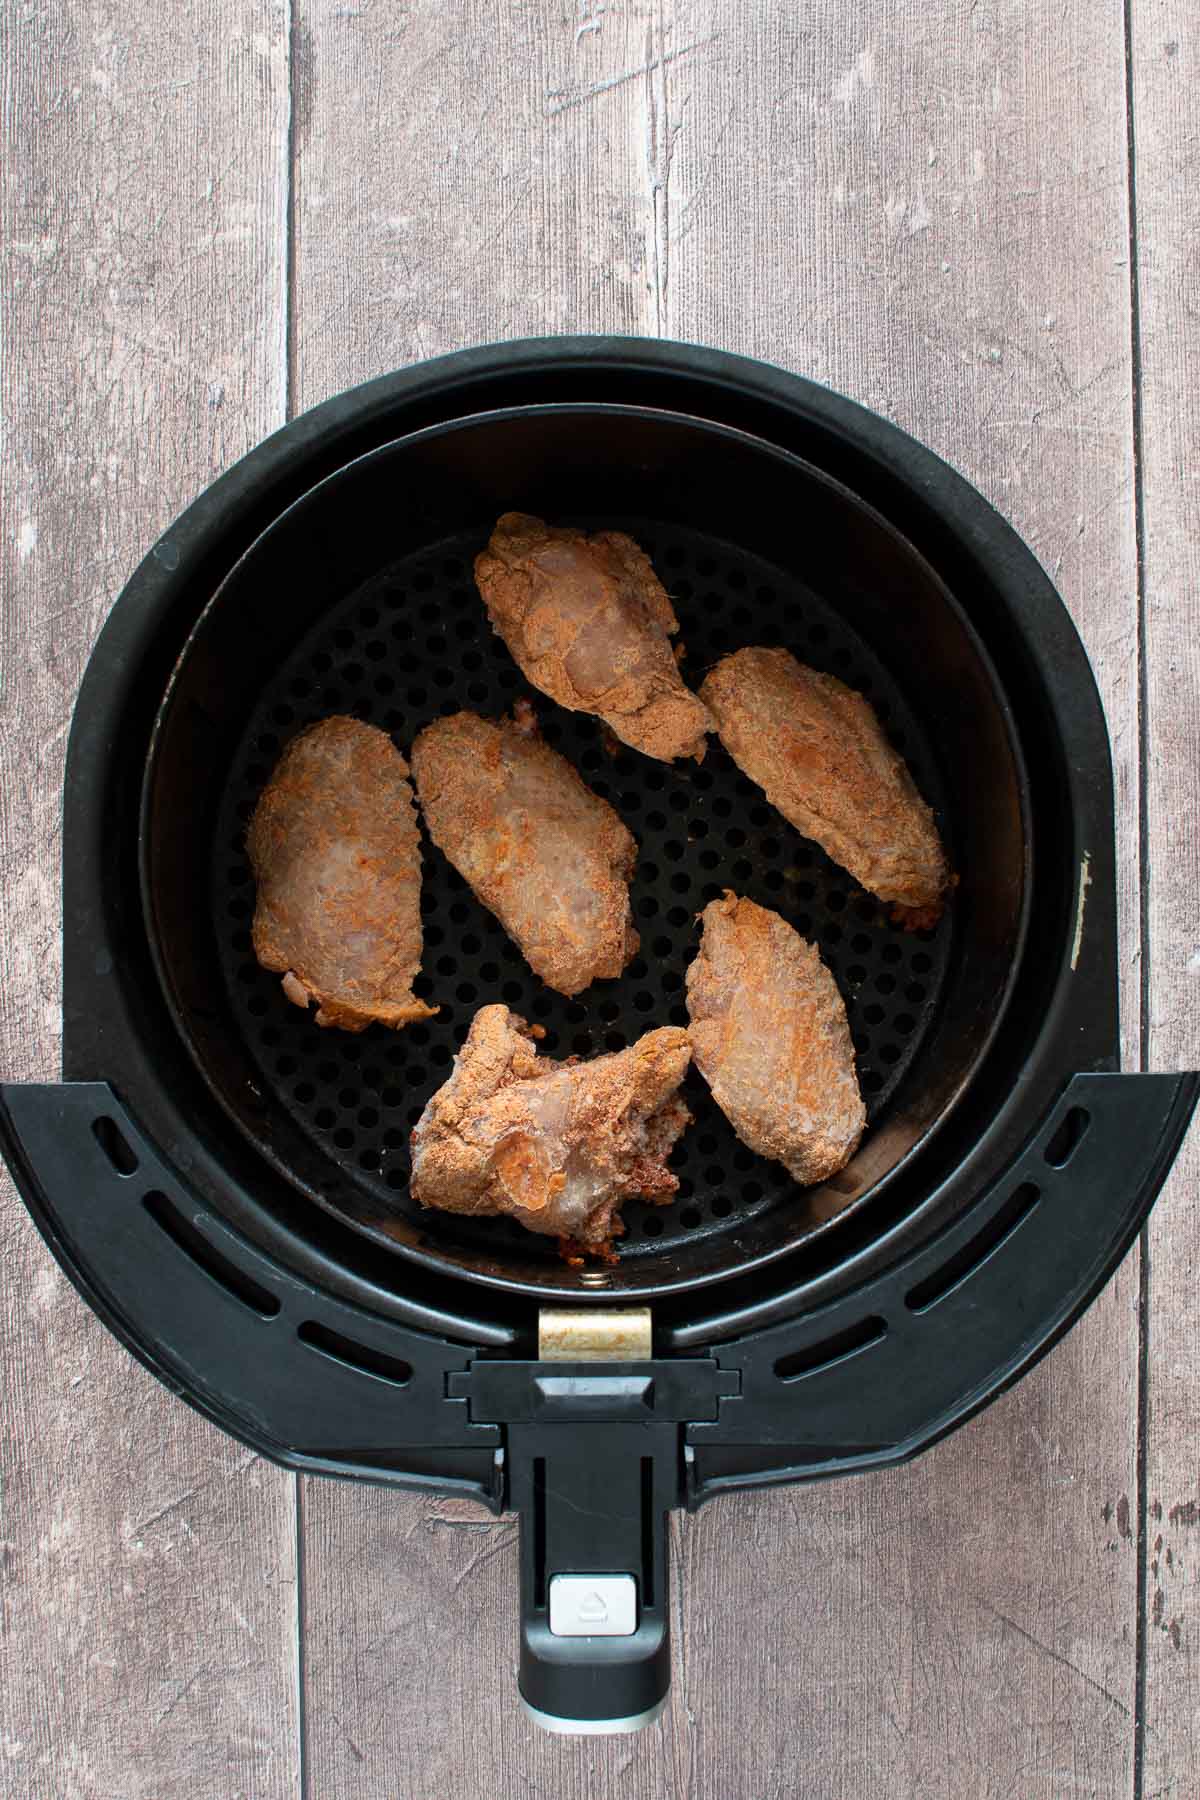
[3,1067,1195,1727]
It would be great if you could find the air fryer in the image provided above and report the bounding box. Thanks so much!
[3,338,1194,1733]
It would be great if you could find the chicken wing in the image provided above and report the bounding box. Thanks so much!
[700,647,952,928]
[474,512,712,762]
[411,703,638,996]
[409,1005,692,1257]
[247,716,436,1031]
[686,892,865,1183]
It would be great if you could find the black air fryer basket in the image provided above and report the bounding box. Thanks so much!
[4,339,1195,1733]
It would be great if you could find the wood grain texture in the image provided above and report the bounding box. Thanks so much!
[1128,6,1200,1791]
[290,6,676,1790]
[292,5,1146,1798]
[661,8,1143,1793]
[290,0,658,409]
[6,0,1193,1793]
[0,3,298,1795]
[663,0,1142,1060]
[301,1485,679,1800]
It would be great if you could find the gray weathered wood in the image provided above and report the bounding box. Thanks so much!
[0,4,298,1796]
[660,7,1144,1794]
[291,6,679,1790]
[8,0,1196,1791]
[293,6,1145,1798]
[289,0,658,409]
[1129,7,1200,1790]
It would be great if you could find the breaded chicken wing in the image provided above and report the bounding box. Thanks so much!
[474,512,712,762]
[700,647,951,928]
[409,1005,692,1257]
[411,703,638,996]
[686,892,865,1183]
[247,716,436,1031]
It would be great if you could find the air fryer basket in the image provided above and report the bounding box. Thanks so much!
[141,405,1028,1297]
[3,339,1195,1732]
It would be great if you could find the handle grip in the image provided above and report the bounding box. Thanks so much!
[509,1421,675,1732]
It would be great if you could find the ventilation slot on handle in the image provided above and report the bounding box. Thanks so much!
[774,1315,887,1382]
[640,1456,656,1607]
[92,1115,138,1176]
[142,1191,280,1318]
[906,1181,1041,1314]
[532,1457,547,1609]
[1044,1106,1091,1168]
[296,1320,412,1387]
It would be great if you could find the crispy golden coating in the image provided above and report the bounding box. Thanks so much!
[700,647,952,928]
[247,716,436,1032]
[474,512,712,762]
[410,1005,692,1256]
[411,704,638,997]
[686,892,865,1184]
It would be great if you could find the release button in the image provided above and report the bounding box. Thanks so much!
[548,1573,638,1637]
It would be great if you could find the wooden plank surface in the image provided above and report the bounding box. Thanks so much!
[1128,6,1200,1792]
[661,15,1144,1797]
[4,0,1195,1795]
[289,0,658,410]
[293,6,1146,1798]
[0,4,299,1796]
[290,7,673,1792]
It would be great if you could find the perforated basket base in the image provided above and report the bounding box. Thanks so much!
[213,521,952,1265]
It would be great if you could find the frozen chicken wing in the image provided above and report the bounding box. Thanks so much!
[474,512,712,762]
[411,703,638,996]
[700,647,952,928]
[409,1005,692,1258]
[247,716,436,1031]
[686,892,865,1184]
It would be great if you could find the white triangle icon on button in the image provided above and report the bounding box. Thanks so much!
[549,1573,637,1636]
